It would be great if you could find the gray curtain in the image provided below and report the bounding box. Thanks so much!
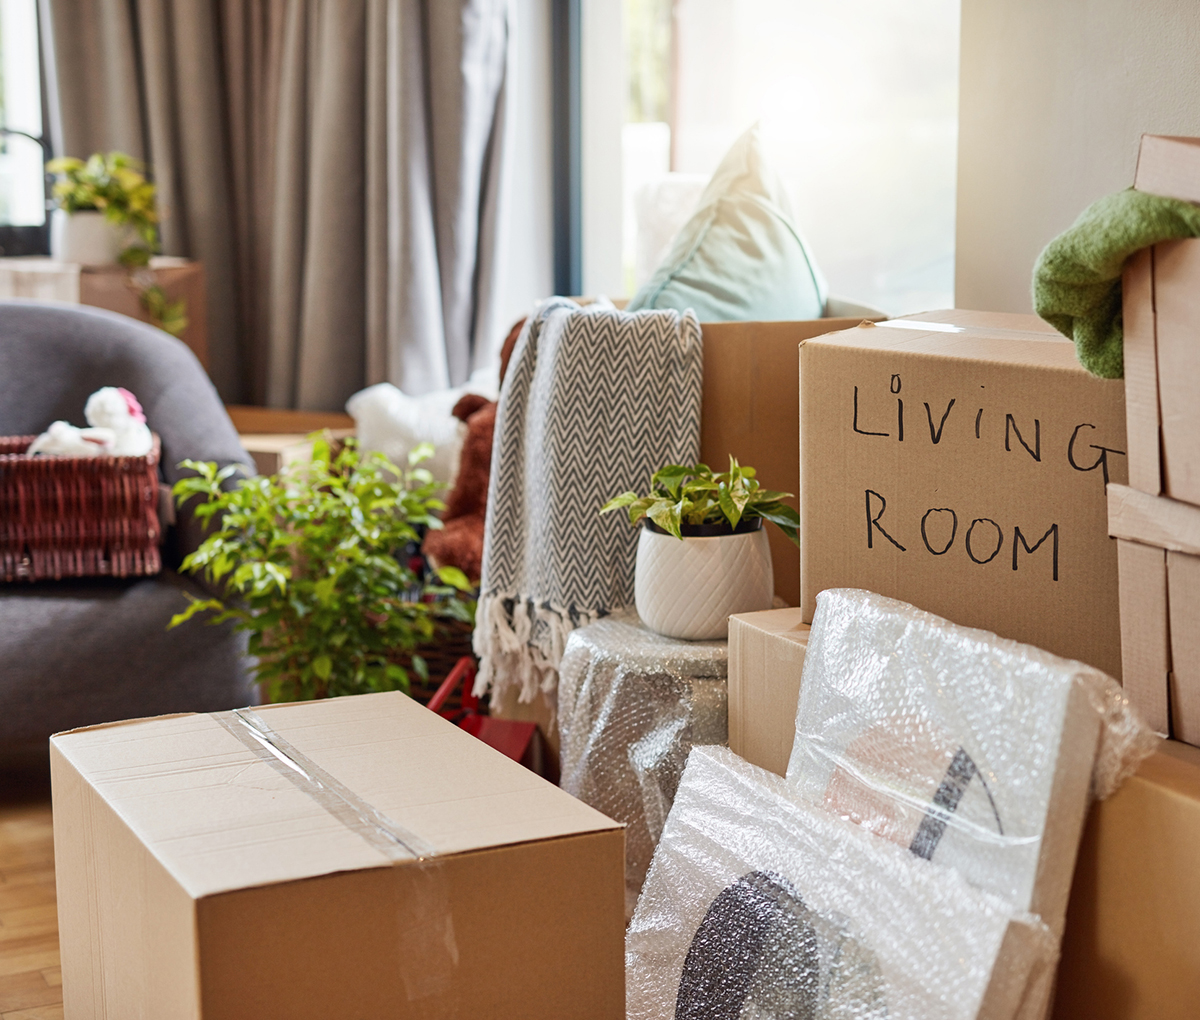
[41,0,510,409]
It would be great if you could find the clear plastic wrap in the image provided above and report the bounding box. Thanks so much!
[627,745,1058,1020]
[557,609,728,918]
[786,588,1160,936]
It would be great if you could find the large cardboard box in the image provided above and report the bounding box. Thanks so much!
[1054,739,1200,1020]
[1124,135,1200,504]
[799,310,1127,679]
[727,607,810,775]
[1107,482,1200,741]
[701,316,866,606]
[51,692,625,1019]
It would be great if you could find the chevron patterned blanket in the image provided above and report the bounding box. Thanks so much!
[473,298,703,705]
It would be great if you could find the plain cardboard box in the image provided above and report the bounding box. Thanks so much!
[50,692,625,1019]
[799,310,1127,679]
[1108,482,1200,742]
[700,316,868,606]
[727,607,810,775]
[1053,739,1200,1020]
[1125,134,1200,505]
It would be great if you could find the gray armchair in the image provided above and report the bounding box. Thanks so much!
[0,301,256,768]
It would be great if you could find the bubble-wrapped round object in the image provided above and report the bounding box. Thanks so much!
[786,588,1160,937]
[627,745,1057,1020]
[557,609,727,918]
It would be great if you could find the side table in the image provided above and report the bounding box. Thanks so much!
[224,405,355,476]
[0,256,209,369]
[558,609,728,918]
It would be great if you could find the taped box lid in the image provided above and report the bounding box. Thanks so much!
[50,691,619,900]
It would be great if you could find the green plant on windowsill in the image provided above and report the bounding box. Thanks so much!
[169,436,473,703]
[600,457,801,545]
[46,151,188,338]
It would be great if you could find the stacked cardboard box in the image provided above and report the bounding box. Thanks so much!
[1110,133,1200,740]
[1053,740,1200,1020]
[798,309,1126,679]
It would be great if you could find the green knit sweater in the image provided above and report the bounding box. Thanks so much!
[1033,189,1200,378]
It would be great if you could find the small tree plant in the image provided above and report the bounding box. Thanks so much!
[601,457,801,545]
[170,436,471,703]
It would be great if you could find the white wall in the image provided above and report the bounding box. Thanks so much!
[956,0,1200,313]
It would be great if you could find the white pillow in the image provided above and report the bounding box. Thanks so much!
[346,365,498,490]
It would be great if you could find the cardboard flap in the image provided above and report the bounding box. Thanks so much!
[1108,483,1200,555]
[808,313,1080,369]
[1134,134,1200,204]
[51,692,618,899]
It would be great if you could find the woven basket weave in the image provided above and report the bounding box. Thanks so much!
[0,434,163,582]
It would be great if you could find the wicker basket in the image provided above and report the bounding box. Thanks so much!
[0,434,163,582]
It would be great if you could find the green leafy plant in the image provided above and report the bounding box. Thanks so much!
[47,152,159,246]
[601,457,801,546]
[170,436,473,703]
[47,152,187,338]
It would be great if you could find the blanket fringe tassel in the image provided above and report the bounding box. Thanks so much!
[472,591,602,708]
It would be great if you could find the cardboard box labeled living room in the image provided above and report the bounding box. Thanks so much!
[799,308,1127,680]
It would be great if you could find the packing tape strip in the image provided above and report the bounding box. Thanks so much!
[211,707,461,1007]
[212,707,437,860]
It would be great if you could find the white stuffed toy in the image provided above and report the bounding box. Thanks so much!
[84,387,153,456]
[26,420,115,457]
[27,387,152,458]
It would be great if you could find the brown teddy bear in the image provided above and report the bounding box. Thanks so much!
[422,318,524,584]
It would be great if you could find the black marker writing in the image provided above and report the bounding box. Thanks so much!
[1005,414,1041,462]
[924,399,956,444]
[1013,523,1059,580]
[866,489,906,551]
[1067,423,1126,485]
[853,386,889,437]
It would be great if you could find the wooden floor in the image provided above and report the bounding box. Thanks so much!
[0,792,61,1020]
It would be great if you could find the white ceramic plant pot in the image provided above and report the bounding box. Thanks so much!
[50,209,131,265]
[635,521,775,640]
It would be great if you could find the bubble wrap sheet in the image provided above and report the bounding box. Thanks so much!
[558,610,728,918]
[627,746,1057,1020]
[786,589,1159,937]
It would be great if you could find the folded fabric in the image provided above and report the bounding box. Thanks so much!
[1033,188,1200,378]
[626,745,1057,1020]
[627,124,826,322]
[785,589,1158,937]
[474,298,703,704]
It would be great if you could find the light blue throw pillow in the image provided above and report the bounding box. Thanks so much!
[627,125,826,321]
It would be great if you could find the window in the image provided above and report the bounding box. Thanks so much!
[622,0,960,314]
[0,0,49,255]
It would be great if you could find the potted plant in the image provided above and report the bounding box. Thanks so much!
[46,151,188,337]
[46,152,158,265]
[601,458,800,640]
[169,435,472,703]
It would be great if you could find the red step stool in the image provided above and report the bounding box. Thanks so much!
[427,658,548,776]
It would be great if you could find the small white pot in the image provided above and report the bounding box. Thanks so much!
[635,522,775,640]
[50,209,132,265]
